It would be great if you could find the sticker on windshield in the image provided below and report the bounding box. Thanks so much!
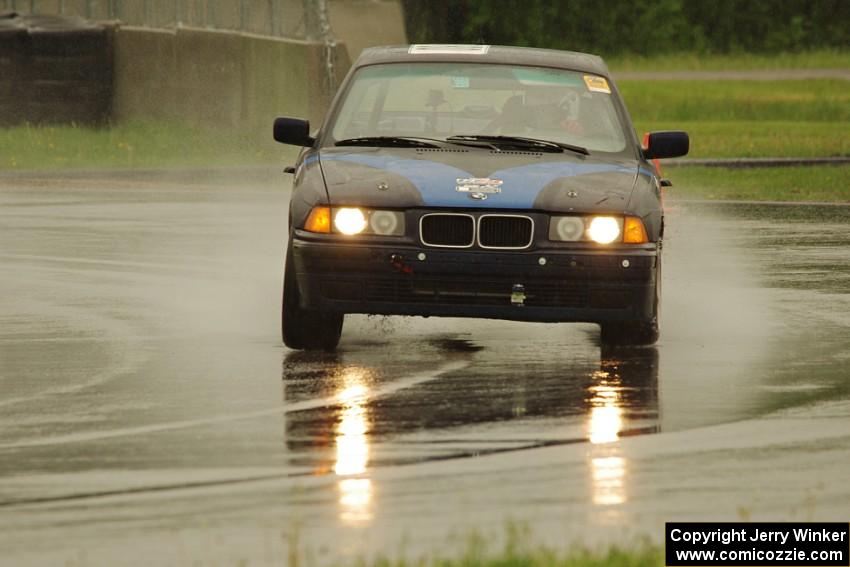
[451,76,470,88]
[583,75,611,94]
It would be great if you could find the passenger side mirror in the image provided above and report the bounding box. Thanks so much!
[273,117,315,147]
[643,131,689,160]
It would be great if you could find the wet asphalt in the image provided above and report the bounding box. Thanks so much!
[0,177,849,566]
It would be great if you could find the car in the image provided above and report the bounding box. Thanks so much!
[273,44,688,350]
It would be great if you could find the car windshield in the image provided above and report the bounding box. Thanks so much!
[328,62,630,154]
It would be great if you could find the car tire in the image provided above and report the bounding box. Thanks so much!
[600,254,661,346]
[600,318,659,346]
[281,241,343,351]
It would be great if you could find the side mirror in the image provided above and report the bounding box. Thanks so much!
[273,117,315,147]
[643,131,689,160]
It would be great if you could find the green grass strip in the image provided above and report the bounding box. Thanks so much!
[666,165,850,202]
[619,80,850,122]
[0,121,284,171]
[348,545,662,567]
[633,120,850,159]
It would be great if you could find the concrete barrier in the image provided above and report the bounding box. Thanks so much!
[3,0,401,133]
[113,26,352,139]
[329,0,406,60]
[112,27,177,124]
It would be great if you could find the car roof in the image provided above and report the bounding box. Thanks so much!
[353,44,611,77]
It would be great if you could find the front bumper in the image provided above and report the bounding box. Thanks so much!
[291,234,658,323]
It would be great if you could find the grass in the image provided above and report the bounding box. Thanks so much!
[620,79,850,159]
[0,120,285,171]
[619,79,850,122]
[633,120,850,159]
[333,528,662,567]
[607,49,850,72]
[358,546,663,567]
[665,165,850,202]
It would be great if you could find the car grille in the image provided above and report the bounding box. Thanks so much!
[420,214,474,247]
[478,215,533,249]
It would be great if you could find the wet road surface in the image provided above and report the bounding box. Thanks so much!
[1,177,849,565]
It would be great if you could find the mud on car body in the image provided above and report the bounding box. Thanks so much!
[274,44,688,350]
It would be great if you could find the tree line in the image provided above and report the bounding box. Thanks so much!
[401,0,850,56]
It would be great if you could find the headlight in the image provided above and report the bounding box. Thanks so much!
[587,216,621,244]
[550,216,585,242]
[549,215,646,244]
[334,208,368,235]
[369,210,402,235]
[304,206,405,236]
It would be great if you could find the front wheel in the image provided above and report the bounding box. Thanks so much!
[281,244,343,351]
[600,319,659,346]
[600,254,661,346]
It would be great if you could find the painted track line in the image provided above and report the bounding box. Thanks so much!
[0,359,470,451]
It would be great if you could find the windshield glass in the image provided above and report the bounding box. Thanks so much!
[328,62,630,154]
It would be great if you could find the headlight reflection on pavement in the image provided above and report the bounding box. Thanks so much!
[587,366,627,508]
[334,367,374,525]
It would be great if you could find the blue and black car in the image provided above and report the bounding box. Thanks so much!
[273,44,689,350]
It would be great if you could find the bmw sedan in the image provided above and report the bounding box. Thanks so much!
[273,44,689,350]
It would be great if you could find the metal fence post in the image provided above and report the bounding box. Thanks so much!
[303,0,319,40]
[269,0,280,36]
[206,0,216,29]
[303,0,337,94]
[240,0,248,32]
[268,0,272,35]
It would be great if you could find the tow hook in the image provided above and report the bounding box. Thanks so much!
[390,254,413,274]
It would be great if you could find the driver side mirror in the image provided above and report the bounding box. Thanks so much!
[643,131,689,159]
[273,117,315,147]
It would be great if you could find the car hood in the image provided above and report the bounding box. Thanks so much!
[315,146,649,213]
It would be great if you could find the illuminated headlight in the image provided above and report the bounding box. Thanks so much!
[334,208,368,235]
[549,215,642,244]
[587,216,622,244]
[325,207,405,236]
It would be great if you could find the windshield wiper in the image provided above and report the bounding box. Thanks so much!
[447,134,589,155]
[335,136,443,148]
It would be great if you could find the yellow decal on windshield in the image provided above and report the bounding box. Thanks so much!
[583,75,611,94]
